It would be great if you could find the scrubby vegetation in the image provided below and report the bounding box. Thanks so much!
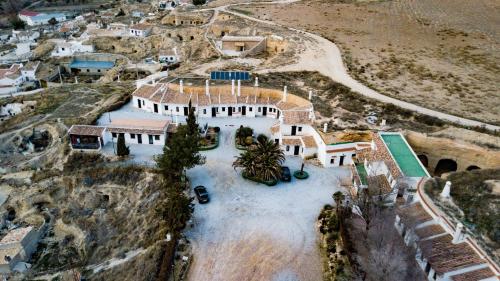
[425,169,500,258]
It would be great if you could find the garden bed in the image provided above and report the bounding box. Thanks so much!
[199,127,219,151]
[242,172,278,186]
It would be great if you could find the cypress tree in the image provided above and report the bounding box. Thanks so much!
[116,134,129,156]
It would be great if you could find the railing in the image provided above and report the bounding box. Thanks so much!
[71,143,100,150]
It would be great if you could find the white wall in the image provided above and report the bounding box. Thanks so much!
[108,131,165,146]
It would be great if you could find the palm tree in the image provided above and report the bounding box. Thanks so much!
[233,137,285,182]
[333,191,345,214]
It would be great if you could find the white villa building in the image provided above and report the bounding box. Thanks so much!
[130,80,370,167]
[0,62,40,95]
[18,10,66,26]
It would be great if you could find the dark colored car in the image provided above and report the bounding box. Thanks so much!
[194,185,209,204]
[281,166,291,182]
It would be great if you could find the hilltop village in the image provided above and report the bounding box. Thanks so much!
[0,0,499,281]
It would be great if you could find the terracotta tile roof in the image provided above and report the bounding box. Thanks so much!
[196,93,210,106]
[360,133,402,179]
[419,235,484,275]
[19,10,39,16]
[130,23,152,31]
[415,224,446,240]
[451,267,497,281]
[0,227,33,244]
[107,119,169,135]
[367,174,392,194]
[217,93,237,104]
[301,135,317,148]
[282,110,312,125]
[69,125,106,136]
[282,137,302,146]
[132,84,164,99]
[0,64,22,80]
[270,123,280,135]
[396,202,433,226]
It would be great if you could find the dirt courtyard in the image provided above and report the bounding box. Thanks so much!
[185,118,348,281]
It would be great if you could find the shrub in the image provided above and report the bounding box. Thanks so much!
[213,127,220,133]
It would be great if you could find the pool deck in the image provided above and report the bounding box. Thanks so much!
[380,133,429,178]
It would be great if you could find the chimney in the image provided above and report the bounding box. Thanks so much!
[323,123,328,133]
[231,80,235,96]
[255,77,259,87]
[237,80,241,96]
[308,90,312,100]
[205,80,209,96]
[440,181,451,199]
[180,79,183,94]
[452,223,465,244]
[283,86,287,102]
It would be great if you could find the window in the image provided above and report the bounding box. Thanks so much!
[97,69,101,73]
[165,105,168,110]
[155,135,160,140]
[142,100,145,105]
[176,107,179,112]
[286,146,290,151]
[203,109,206,114]
[249,107,253,112]
[112,132,117,138]
[130,134,135,139]
[330,158,335,164]
[258,107,261,112]
[298,127,302,132]
[222,107,225,112]
[87,69,90,72]
[61,47,65,51]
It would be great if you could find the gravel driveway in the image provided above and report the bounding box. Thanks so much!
[185,118,348,281]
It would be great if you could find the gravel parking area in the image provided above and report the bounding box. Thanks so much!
[185,118,349,281]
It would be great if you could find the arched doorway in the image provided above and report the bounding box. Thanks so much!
[466,165,481,171]
[434,159,458,176]
[417,154,428,167]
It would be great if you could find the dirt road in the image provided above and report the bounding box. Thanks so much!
[202,1,499,132]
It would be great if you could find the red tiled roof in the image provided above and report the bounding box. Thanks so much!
[451,267,497,281]
[419,235,484,275]
[19,10,39,17]
[68,125,106,136]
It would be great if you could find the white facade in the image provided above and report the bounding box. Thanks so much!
[21,13,67,26]
[108,131,165,146]
[50,40,94,57]
[129,26,151,37]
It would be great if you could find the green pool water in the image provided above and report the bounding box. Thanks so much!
[380,134,428,177]
[355,164,368,185]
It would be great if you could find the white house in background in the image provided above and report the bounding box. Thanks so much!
[20,61,40,82]
[0,226,40,274]
[129,23,152,37]
[158,0,178,10]
[18,10,66,26]
[159,48,179,64]
[10,30,40,43]
[0,64,24,94]
[50,40,94,57]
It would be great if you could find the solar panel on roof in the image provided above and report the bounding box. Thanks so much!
[210,71,251,81]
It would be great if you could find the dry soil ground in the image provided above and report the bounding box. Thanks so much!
[235,0,500,125]
[185,118,348,281]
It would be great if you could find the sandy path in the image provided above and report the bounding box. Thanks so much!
[203,1,500,131]
[185,118,347,281]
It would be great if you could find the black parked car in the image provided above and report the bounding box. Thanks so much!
[281,166,291,182]
[194,185,209,203]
